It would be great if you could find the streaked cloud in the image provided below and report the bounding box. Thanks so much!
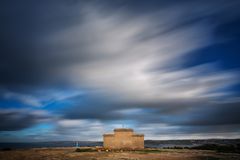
[0,0,240,141]
[0,109,50,131]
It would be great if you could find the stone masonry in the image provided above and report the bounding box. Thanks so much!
[103,128,144,149]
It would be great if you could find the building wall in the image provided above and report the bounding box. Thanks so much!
[103,135,114,148]
[103,129,144,149]
[132,135,144,149]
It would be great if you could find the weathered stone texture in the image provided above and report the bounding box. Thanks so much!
[103,128,144,149]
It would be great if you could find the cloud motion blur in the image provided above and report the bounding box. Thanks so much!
[0,0,240,142]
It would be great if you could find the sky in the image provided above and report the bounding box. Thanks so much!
[0,0,240,142]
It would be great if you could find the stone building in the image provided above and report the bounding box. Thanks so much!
[103,128,144,149]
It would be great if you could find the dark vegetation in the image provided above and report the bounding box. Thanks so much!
[74,147,163,153]
[162,144,240,153]
[1,148,12,151]
[136,149,162,154]
[75,148,96,152]
[192,143,240,153]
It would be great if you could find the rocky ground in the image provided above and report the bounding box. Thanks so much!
[0,147,239,160]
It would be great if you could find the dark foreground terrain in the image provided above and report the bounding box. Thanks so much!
[0,147,239,160]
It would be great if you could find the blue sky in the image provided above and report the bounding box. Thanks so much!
[0,0,240,142]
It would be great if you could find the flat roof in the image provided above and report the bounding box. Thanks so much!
[103,134,114,137]
[133,134,144,137]
[114,128,134,132]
